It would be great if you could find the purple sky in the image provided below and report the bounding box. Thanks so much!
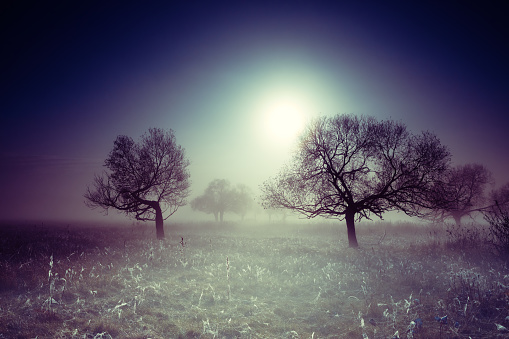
[1,2,508,223]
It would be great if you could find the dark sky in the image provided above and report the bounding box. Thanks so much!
[1,2,508,222]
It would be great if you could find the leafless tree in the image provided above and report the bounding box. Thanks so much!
[484,183,509,252]
[85,128,190,239]
[191,179,235,222]
[231,184,254,221]
[191,180,254,222]
[261,114,450,247]
[490,182,509,211]
[428,163,493,225]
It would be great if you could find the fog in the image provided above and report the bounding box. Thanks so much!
[1,3,508,225]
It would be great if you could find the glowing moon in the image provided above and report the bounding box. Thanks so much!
[264,98,306,143]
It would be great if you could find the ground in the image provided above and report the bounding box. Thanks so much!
[0,221,508,338]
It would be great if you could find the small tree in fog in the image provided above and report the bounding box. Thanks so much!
[490,182,509,211]
[231,184,254,220]
[191,180,254,222]
[429,163,493,225]
[191,179,235,222]
[261,114,450,248]
[85,128,190,239]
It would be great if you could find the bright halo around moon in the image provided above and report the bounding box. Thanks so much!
[264,97,307,144]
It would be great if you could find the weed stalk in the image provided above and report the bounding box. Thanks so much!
[226,256,231,300]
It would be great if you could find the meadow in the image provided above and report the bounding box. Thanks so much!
[0,220,508,338]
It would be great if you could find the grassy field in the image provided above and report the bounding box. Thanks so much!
[0,220,508,338]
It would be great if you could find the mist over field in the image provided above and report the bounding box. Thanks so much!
[1,2,508,224]
[2,2,509,338]
[1,220,508,338]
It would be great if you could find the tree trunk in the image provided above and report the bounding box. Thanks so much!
[214,212,218,222]
[345,211,359,248]
[154,203,165,239]
[220,210,224,222]
[452,212,462,226]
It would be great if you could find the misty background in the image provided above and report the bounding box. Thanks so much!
[1,2,508,223]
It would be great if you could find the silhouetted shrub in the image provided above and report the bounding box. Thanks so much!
[484,202,509,253]
[445,223,489,250]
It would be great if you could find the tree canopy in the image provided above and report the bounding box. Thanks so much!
[85,128,190,239]
[261,114,450,247]
[490,182,509,211]
[191,180,253,222]
[428,163,493,225]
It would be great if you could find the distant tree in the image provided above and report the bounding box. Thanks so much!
[231,184,254,220]
[429,163,493,225]
[85,128,191,239]
[484,184,509,252]
[190,194,216,220]
[191,179,236,222]
[490,182,509,212]
[191,180,254,222]
[261,114,450,247]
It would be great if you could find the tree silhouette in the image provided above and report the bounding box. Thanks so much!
[191,180,253,222]
[429,163,493,225]
[191,179,235,222]
[85,128,190,239]
[261,114,450,247]
[490,182,509,211]
[231,184,254,220]
[484,183,509,252]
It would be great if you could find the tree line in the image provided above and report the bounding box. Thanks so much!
[85,115,509,247]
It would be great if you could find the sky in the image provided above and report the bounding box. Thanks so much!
[1,2,508,223]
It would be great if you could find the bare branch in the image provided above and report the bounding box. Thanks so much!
[84,128,190,238]
[260,114,450,247]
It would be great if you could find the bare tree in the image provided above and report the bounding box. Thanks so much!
[191,179,235,222]
[429,163,493,225]
[482,183,509,251]
[490,182,509,211]
[85,128,190,239]
[191,180,254,222]
[261,114,450,247]
[231,184,254,221]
